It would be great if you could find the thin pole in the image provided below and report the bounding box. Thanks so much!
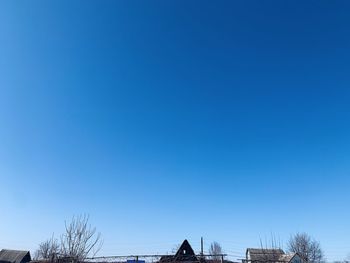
[201,237,204,256]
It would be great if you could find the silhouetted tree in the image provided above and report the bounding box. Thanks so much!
[288,233,324,263]
[60,215,103,261]
[35,215,103,262]
[209,242,223,262]
[34,235,60,260]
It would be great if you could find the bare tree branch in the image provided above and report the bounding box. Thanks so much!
[35,215,103,263]
[34,234,60,261]
[288,233,324,263]
[60,215,103,261]
[208,242,223,262]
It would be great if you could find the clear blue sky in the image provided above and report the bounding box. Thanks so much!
[1,1,350,261]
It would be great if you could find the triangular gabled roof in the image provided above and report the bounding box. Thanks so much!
[175,240,196,258]
[159,240,199,263]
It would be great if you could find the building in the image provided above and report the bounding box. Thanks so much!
[159,240,202,263]
[0,250,31,263]
[244,249,304,263]
[158,240,234,263]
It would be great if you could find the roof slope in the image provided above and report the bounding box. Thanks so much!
[279,254,297,262]
[160,240,199,263]
[246,249,301,263]
[0,250,31,263]
[247,249,285,262]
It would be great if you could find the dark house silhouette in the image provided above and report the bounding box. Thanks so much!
[0,250,31,263]
[159,240,202,263]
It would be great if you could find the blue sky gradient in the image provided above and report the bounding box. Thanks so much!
[1,1,350,261]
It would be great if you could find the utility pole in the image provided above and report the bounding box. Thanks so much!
[201,237,204,257]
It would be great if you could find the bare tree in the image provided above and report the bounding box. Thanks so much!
[288,233,324,263]
[34,235,60,260]
[208,242,223,262]
[35,215,103,262]
[60,215,103,261]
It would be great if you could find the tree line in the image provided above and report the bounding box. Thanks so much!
[35,216,326,263]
